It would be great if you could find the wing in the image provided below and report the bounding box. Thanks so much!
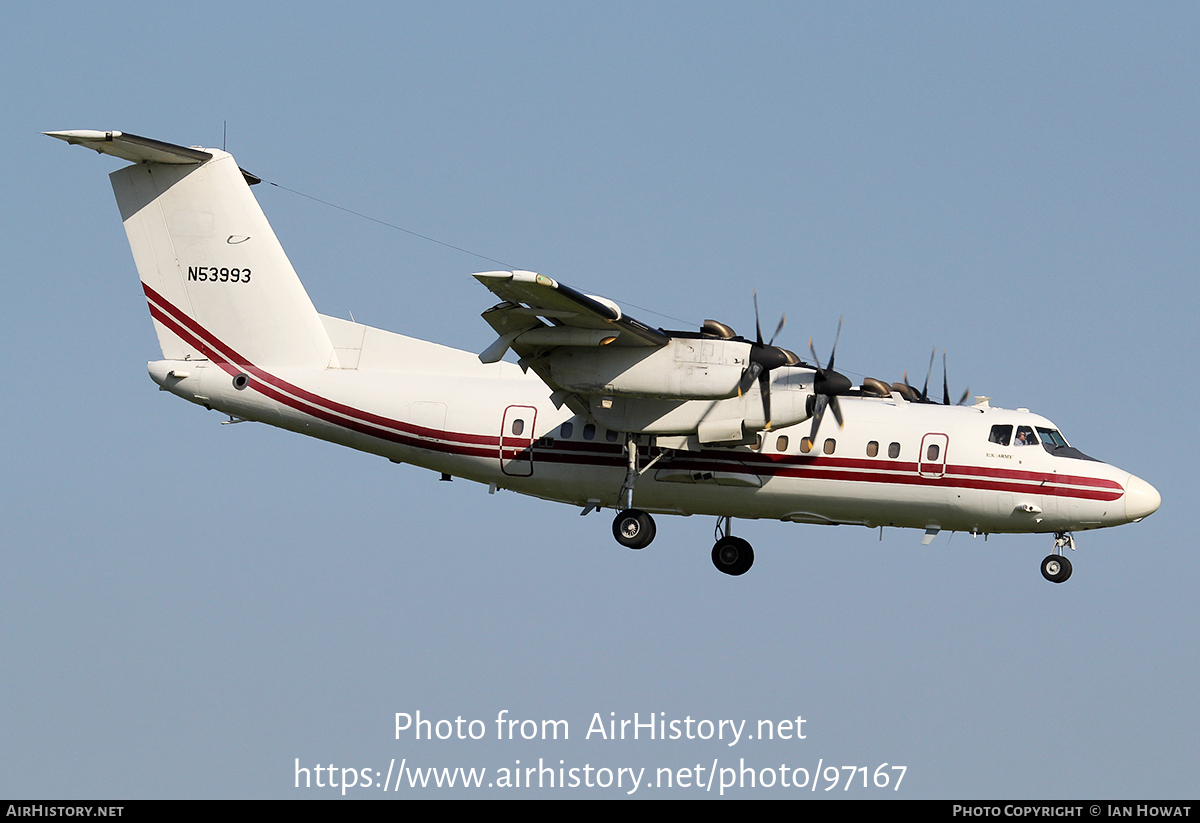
[475,270,668,364]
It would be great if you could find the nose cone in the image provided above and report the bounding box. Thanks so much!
[1124,475,1161,522]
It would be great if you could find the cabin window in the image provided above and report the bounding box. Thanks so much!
[988,425,1012,446]
[888,442,901,459]
[606,429,618,442]
[823,438,836,455]
[560,422,574,439]
[866,440,879,457]
[776,435,789,452]
[511,419,525,436]
[583,423,596,440]
[1015,426,1038,446]
[927,443,940,461]
[800,437,813,454]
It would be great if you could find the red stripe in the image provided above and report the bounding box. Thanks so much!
[144,285,1125,504]
[948,462,1122,490]
[634,453,1124,502]
[147,301,497,459]
[736,450,1121,491]
[144,283,497,447]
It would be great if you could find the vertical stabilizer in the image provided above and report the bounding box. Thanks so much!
[49,130,336,369]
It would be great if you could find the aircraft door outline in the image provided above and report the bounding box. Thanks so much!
[500,405,537,476]
[919,432,949,479]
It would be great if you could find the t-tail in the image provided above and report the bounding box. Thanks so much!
[45,130,336,370]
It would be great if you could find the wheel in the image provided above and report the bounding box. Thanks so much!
[1041,554,1071,583]
[613,509,656,549]
[711,536,754,576]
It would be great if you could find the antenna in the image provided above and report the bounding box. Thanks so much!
[223,120,227,151]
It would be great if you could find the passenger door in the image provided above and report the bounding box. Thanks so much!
[500,405,537,476]
[919,433,949,478]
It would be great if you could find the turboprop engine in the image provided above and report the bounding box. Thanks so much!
[584,371,816,443]
[545,337,752,400]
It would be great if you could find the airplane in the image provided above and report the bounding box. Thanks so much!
[46,129,1161,582]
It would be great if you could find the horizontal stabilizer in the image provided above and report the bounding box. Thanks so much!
[44,130,212,165]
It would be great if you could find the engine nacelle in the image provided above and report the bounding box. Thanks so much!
[586,371,815,441]
[547,338,751,400]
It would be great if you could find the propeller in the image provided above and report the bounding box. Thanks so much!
[895,349,970,405]
[941,349,970,405]
[807,318,854,442]
[735,291,800,429]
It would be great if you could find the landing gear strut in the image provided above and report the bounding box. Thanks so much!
[711,516,754,576]
[1040,532,1075,583]
[611,433,667,551]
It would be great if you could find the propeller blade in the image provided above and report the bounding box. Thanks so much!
[829,395,844,428]
[942,349,950,406]
[758,367,772,428]
[753,289,763,345]
[768,314,786,347]
[957,387,970,405]
[826,317,843,374]
[737,362,762,396]
[808,394,828,442]
[921,348,935,401]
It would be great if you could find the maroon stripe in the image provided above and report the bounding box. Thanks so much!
[148,301,498,460]
[948,462,1122,490]
[143,286,1126,504]
[531,447,1123,502]
[746,450,1121,491]
[144,283,498,447]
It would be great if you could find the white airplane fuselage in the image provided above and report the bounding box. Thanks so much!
[144,305,1153,537]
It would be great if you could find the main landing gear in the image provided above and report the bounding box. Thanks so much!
[1040,532,1075,584]
[606,433,753,575]
[611,433,667,551]
[711,516,754,576]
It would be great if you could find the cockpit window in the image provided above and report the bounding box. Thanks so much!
[1014,426,1038,446]
[988,425,1012,446]
[1033,427,1096,460]
[1036,427,1069,449]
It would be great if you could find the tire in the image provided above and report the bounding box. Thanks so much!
[711,536,754,576]
[613,509,656,550]
[1058,554,1073,583]
[1041,554,1071,583]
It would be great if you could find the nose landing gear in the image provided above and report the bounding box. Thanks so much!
[1040,532,1075,583]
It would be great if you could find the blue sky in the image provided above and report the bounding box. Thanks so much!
[3,2,1197,798]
